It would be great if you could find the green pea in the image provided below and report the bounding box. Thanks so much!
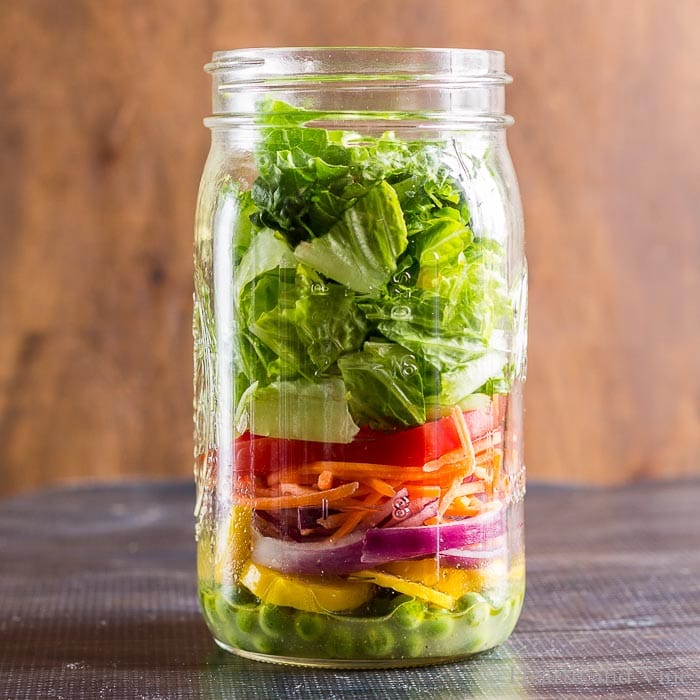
[457,593,490,627]
[200,591,219,625]
[235,605,259,634]
[398,632,425,658]
[361,625,395,657]
[328,626,355,658]
[422,613,455,640]
[467,635,488,654]
[294,612,325,642]
[249,633,276,655]
[214,594,238,625]
[392,596,426,630]
[228,584,258,606]
[258,604,290,637]
[365,591,398,618]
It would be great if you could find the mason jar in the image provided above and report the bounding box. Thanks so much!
[194,47,527,668]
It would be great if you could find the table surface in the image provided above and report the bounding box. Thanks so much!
[0,480,698,700]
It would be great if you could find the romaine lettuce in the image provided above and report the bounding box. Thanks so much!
[235,377,360,443]
[294,182,408,294]
[338,343,426,430]
[219,100,514,438]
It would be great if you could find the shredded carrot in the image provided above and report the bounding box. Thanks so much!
[362,477,396,497]
[438,476,486,518]
[279,482,318,497]
[476,451,497,467]
[444,496,482,517]
[267,469,315,487]
[330,491,384,542]
[423,516,439,526]
[491,451,502,494]
[317,470,334,491]
[406,484,442,500]
[332,496,382,511]
[457,481,486,496]
[473,431,503,455]
[473,466,489,480]
[451,406,476,473]
[242,481,359,510]
[422,448,469,472]
[438,477,462,518]
[301,460,465,483]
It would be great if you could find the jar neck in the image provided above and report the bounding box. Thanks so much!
[204,47,512,129]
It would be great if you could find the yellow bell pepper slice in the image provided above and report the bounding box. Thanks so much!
[214,505,253,584]
[380,557,507,599]
[352,569,456,610]
[240,562,374,613]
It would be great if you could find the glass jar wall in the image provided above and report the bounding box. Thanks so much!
[194,48,527,668]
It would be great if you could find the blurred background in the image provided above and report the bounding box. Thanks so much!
[0,0,698,497]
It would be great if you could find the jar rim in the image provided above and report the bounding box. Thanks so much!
[204,46,511,86]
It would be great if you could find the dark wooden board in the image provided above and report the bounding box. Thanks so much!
[0,480,698,698]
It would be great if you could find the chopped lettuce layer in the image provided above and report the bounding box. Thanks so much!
[221,101,513,438]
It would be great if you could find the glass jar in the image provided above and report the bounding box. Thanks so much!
[194,47,527,668]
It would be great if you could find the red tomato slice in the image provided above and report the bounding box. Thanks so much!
[232,398,505,475]
[234,434,325,475]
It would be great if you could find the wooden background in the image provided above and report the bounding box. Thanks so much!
[0,0,698,496]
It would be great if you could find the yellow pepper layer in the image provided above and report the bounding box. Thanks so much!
[379,557,509,600]
[352,569,456,610]
[214,505,253,583]
[240,562,374,613]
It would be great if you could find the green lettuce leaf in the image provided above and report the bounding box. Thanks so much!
[294,266,367,372]
[238,264,366,381]
[235,377,360,443]
[234,227,296,299]
[439,351,508,405]
[377,322,488,370]
[217,101,517,437]
[294,182,408,294]
[338,342,426,429]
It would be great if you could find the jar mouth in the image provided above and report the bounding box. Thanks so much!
[205,47,511,86]
[204,47,512,128]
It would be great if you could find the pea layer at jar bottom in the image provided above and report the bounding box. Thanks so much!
[199,563,524,668]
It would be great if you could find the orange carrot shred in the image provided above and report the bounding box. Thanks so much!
[406,485,442,500]
[317,470,334,491]
[477,466,492,481]
[243,481,359,510]
[302,461,463,483]
[451,406,476,473]
[329,491,384,542]
[279,483,317,497]
[475,430,502,449]
[422,448,468,472]
[491,451,502,494]
[438,477,486,518]
[363,477,396,497]
[444,496,482,517]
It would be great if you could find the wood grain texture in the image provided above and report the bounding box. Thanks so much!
[0,0,699,494]
[0,480,698,698]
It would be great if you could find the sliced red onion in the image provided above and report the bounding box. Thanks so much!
[251,506,506,575]
[251,526,366,575]
[439,542,507,568]
[361,507,504,565]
